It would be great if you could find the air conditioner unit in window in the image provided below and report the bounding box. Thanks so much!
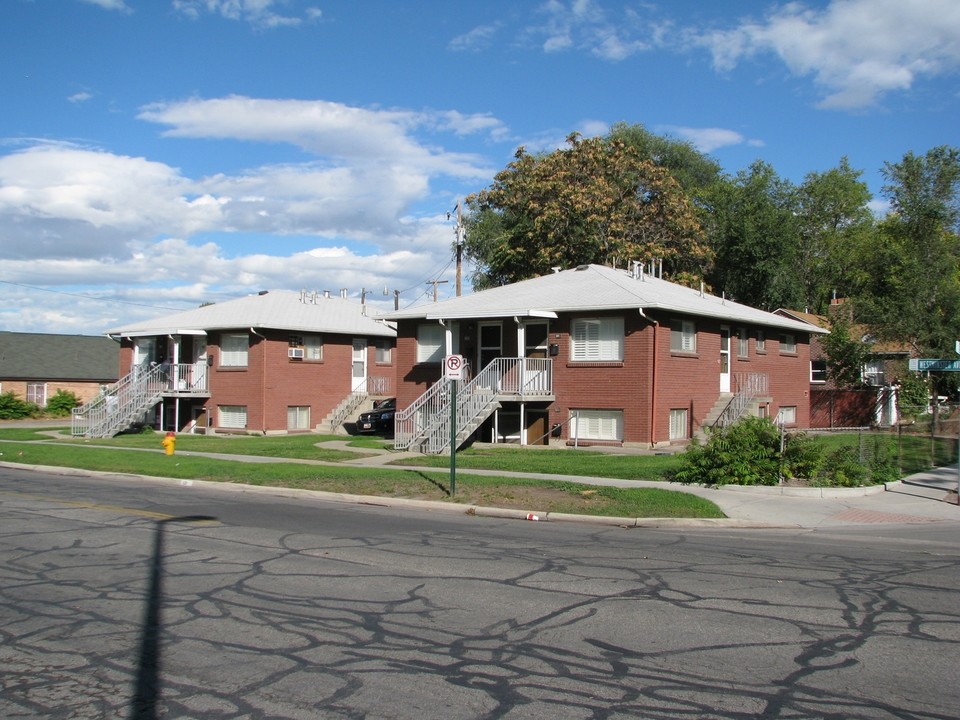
[288,348,305,359]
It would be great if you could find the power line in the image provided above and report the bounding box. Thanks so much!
[0,280,191,312]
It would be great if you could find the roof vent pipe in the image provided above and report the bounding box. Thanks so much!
[552,266,562,274]
[340,288,347,299]
[632,260,641,279]
[311,290,318,304]
[300,289,306,303]
[324,290,331,299]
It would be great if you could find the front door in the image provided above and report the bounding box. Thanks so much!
[352,338,367,393]
[720,326,731,393]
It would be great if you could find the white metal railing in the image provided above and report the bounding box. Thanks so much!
[326,376,393,433]
[71,363,209,438]
[714,372,769,429]
[394,357,553,453]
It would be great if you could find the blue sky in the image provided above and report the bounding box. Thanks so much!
[2,0,958,334]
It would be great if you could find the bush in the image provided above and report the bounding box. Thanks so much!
[670,417,783,486]
[782,431,825,480]
[0,391,39,420]
[670,418,886,488]
[45,389,80,417]
[814,445,869,487]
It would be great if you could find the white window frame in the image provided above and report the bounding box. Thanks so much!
[287,405,311,430]
[669,408,688,441]
[570,317,624,362]
[27,382,47,407]
[417,324,445,364]
[670,319,697,353]
[776,406,797,425]
[218,405,247,429]
[569,409,623,442]
[862,359,885,386]
[811,360,827,383]
[220,333,249,367]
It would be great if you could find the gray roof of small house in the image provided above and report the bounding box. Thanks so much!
[0,332,119,382]
[381,264,826,334]
[105,290,396,338]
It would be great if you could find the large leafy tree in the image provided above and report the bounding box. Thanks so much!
[795,157,874,313]
[853,146,960,354]
[463,132,711,289]
[607,122,722,195]
[705,160,804,310]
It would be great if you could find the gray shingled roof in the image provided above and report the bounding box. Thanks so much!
[105,290,396,338]
[382,264,826,334]
[0,332,119,381]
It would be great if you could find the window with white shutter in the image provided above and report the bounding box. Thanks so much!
[670,319,697,353]
[220,333,249,367]
[570,317,623,362]
[218,405,247,429]
[569,409,623,441]
[417,324,445,363]
[669,409,688,440]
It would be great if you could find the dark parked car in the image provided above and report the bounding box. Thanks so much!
[357,398,396,435]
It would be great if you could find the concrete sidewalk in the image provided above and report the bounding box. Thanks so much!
[4,431,960,528]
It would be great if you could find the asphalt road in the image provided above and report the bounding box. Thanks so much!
[2,466,960,719]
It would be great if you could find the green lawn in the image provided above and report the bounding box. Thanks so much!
[0,430,724,519]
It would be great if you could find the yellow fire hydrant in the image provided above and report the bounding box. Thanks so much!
[162,431,176,456]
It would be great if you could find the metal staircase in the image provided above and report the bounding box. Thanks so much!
[394,357,552,454]
[318,375,393,434]
[71,364,168,438]
[699,372,769,438]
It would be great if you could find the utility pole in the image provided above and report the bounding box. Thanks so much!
[455,200,464,297]
[426,279,448,302]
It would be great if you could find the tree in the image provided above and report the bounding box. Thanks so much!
[820,312,872,388]
[464,133,711,289]
[795,158,874,313]
[854,147,960,355]
[607,122,722,195]
[704,161,804,310]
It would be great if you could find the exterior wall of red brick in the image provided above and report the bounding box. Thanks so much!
[117,330,394,433]
[394,311,813,446]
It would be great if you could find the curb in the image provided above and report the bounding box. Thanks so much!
[0,461,780,529]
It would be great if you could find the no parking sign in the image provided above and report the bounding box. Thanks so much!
[444,354,465,380]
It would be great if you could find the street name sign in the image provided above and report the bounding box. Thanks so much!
[909,358,960,372]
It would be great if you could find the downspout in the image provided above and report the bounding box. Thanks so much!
[250,328,266,434]
[640,309,659,448]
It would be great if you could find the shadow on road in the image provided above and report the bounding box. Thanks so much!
[129,515,216,720]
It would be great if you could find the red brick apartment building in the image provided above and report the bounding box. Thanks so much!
[71,290,395,438]
[383,264,825,452]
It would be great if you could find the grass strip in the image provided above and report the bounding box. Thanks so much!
[0,440,724,519]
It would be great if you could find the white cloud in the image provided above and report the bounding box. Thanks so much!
[696,0,960,109]
[138,96,497,179]
[0,95,488,333]
[68,92,94,104]
[527,0,656,61]
[449,23,501,52]
[657,126,756,153]
[172,0,308,28]
[78,0,130,11]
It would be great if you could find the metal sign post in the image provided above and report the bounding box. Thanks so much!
[444,355,464,496]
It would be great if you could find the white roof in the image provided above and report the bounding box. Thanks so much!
[381,264,826,334]
[106,290,396,338]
